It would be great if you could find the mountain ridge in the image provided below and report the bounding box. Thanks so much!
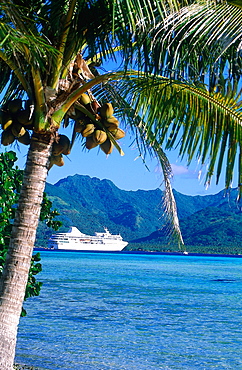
[36,174,242,253]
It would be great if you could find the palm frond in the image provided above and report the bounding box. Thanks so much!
[116,72,242,191]
[228,0,242,9]
[155,146,184,248]
[0,20,59,98]
[67,0,186,74]
[150,0,242,90]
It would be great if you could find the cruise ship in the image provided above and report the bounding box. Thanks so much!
[48,226,128,252]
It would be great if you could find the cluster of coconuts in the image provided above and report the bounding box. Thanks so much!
[0,95,125,169]
[48,134,71,169]
[0,99,33,146]
[72,93,125,154]
[0,98,70,169]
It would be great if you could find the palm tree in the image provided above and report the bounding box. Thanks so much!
[0,0,241,368]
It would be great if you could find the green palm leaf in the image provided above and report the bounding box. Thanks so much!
[150,0,242,92]
[116,73,242,191]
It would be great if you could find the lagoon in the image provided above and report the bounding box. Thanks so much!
[16,252,242,369]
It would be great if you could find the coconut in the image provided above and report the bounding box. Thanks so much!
[98,103,114,119]
[11,122,26,138]
[17,130,31,145]
[111,128,125,140]
[74,121,85,133]
[7,99,22,114]
[100,138,114,154]
[17,110,33,126]
[104,122,119,132]
[105,116,119,125]
[85,136,99,150]
[1,130,15,146]
[59,134,71,155]
[93,129,107,145]
[81,123,95,137]
[79,93,91,106]
[103,116,119,131]
[49,154,64,168]
[1,111,13,131]
[52,135,71,156]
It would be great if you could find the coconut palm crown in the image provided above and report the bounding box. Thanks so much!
[0,0,242,368]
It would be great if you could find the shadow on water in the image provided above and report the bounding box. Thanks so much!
[211,278,237,283]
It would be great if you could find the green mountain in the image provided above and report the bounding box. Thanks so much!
[130,197,242,254]
[37,174,164,246]
[36,174,242,254]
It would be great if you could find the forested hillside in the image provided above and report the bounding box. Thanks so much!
[130,200,242,254]
[36,174,242,254]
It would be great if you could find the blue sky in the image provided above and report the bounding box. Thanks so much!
[5,125,232,197]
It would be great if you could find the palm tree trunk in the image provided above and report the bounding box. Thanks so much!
[0,133,53,369]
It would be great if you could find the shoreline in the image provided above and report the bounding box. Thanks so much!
[34,248,242,258]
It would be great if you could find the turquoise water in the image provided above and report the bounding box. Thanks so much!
[16,252,242,369]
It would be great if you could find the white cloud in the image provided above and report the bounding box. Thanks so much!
[171,163,189,175]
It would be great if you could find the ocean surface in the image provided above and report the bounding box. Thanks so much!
[15,251,242,370]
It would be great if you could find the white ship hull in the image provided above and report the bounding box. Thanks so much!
[48,227,128,252]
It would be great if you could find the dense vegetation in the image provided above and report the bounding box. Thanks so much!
[0,151,61,315]
[126,243,242,255]
[38,174,242,255]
